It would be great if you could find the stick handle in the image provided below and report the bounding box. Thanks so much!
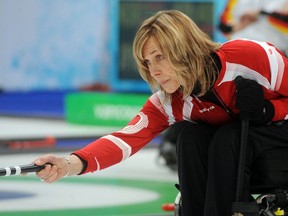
[0,164,46,176]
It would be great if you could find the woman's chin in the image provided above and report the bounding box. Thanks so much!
[164,87,179,94]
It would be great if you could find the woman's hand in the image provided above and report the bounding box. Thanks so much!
[233,10,259,32]
[34,154,83,183]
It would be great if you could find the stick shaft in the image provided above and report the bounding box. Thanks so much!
[235,120,249,201]
[0,164,45,176]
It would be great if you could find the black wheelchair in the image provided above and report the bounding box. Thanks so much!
[172,151,288,216]
[168,120,288,216]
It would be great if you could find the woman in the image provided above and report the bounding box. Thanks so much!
[34,10,288,215]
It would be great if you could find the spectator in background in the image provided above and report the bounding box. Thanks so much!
[219,0,288,55]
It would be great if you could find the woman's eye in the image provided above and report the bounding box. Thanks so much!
[156,55,164,62]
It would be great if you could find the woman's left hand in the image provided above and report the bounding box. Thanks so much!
[34,154,71,183]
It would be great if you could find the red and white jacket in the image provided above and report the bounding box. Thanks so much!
[73,39,288,174]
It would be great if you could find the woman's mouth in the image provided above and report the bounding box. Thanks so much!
[159,79,169,86]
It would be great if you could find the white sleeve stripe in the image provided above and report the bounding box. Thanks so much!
[102,135,132,161]
[240,39,285,91]
[218,62,271,89]
[258,42,278,90]
[94,157,100,171]
[118,112,148,134]
[273,47,285,91]
[269,48,278,91]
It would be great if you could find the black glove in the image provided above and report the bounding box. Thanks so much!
[235,76,274,124]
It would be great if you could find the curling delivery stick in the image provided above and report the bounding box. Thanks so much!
[0,164,45,176]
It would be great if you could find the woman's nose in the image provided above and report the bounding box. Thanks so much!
[149,63,160,77]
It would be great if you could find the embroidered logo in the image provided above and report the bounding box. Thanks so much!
[199,106,215,113]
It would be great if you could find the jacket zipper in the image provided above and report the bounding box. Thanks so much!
[212,87,237,119]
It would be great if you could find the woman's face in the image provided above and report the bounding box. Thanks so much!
[142,37,180,93]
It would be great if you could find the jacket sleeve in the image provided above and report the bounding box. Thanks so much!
[269,98,288,121]
[219,39,288,122]
[266,46,288,122]
[72,95,170,174]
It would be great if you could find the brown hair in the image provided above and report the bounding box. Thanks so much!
[133,10,221,98]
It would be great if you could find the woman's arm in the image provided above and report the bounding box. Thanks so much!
[33,94,170,182]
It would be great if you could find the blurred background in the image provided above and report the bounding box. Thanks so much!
[0,0,287,215]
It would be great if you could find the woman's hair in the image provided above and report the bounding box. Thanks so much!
[133,10,221,98]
